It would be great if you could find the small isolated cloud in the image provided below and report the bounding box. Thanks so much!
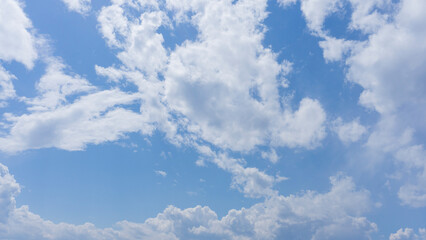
[333,118,367,144]
[155,170,167,177]
[261,149,279,163]
[61,0,91,14]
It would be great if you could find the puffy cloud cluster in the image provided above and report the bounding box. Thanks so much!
[0,66,16,107]
[0,163,376,239]
[342,0,426,208]
[0,0,37,108]
[390,228,426,240]
[332,118,367,144]
[280,0,426,207]
[0,0,328,155]
[0,89,154,152]
[60,0,91,14]
[95,0,327,153]
[0,0,38,68]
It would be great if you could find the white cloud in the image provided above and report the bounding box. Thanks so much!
[345,0,426,207]
[61,0,91,14]
[155,170,167,177]
[333,117,367,144]
[272,98,326,149]
[25,58,95,111]
[277,0,298,7]
[261,149,279,163]
[95,0,328,153]
[0,65,16,107]
[0,90,154,153]
[0,0,38,68]
[116,11,168,77]
[0,162,376,240]
[395,145,426,207]
[319,37,357,62]
[283,0,426,207]
[390,228,426,240]
[300,0,343,34]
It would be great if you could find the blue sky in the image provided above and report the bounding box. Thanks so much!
[0,0,425,239]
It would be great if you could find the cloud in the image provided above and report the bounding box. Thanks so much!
[332,117,367,144]
[283,0,426,207]
[390,228,426,240]
[395,145,426,207]
[0,90,154,153]
[25,58,96,111]
[319,37,357,62]
[155,170,167,177]
[0,65,16,107]
[271,98,326,149]
[345,0,426,207]
[281,0,390,36]
[0,162,376,239]
[60,0,91,14]
[261,149,279,163]
[95,0,328,153]
[0,0,38,68]
[0,0,329,155]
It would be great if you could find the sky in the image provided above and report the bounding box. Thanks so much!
[0,0,425,239]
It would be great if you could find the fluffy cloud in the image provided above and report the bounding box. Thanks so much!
[155,170,167,177]
[261,149,279,163]
[319,37,357,62]
[0,0,328,154]
[25,58,96,111]
[0,163,376,239]
[163,0,325,151]
[60,0,91,14]
[395,145,426,207]
[0,66,16,107]
[95,0,328,153]
[281,0,426,207]
[0,0,38,68]
[0,90,154,152]
[390,228,426,240]
[346,0,426,207]
[280,0,390,35]
[332,118,367,144]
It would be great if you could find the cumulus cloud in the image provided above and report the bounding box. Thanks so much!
[94,0,328,153]
[261,149,279,163]
[390,228,426,240]
[155,170,167,177]
[0,90,154,153]
[281,0,426,207]
[0,162,376,240]
[332,117,367,144]
[0,65,16,107]
[395,145,426,207]
[25,58,96,111]
[61,0,91,14]
[0,0,38,68]
[345,0,426,207]
[0,0,329,156]
[319,37,357,62]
